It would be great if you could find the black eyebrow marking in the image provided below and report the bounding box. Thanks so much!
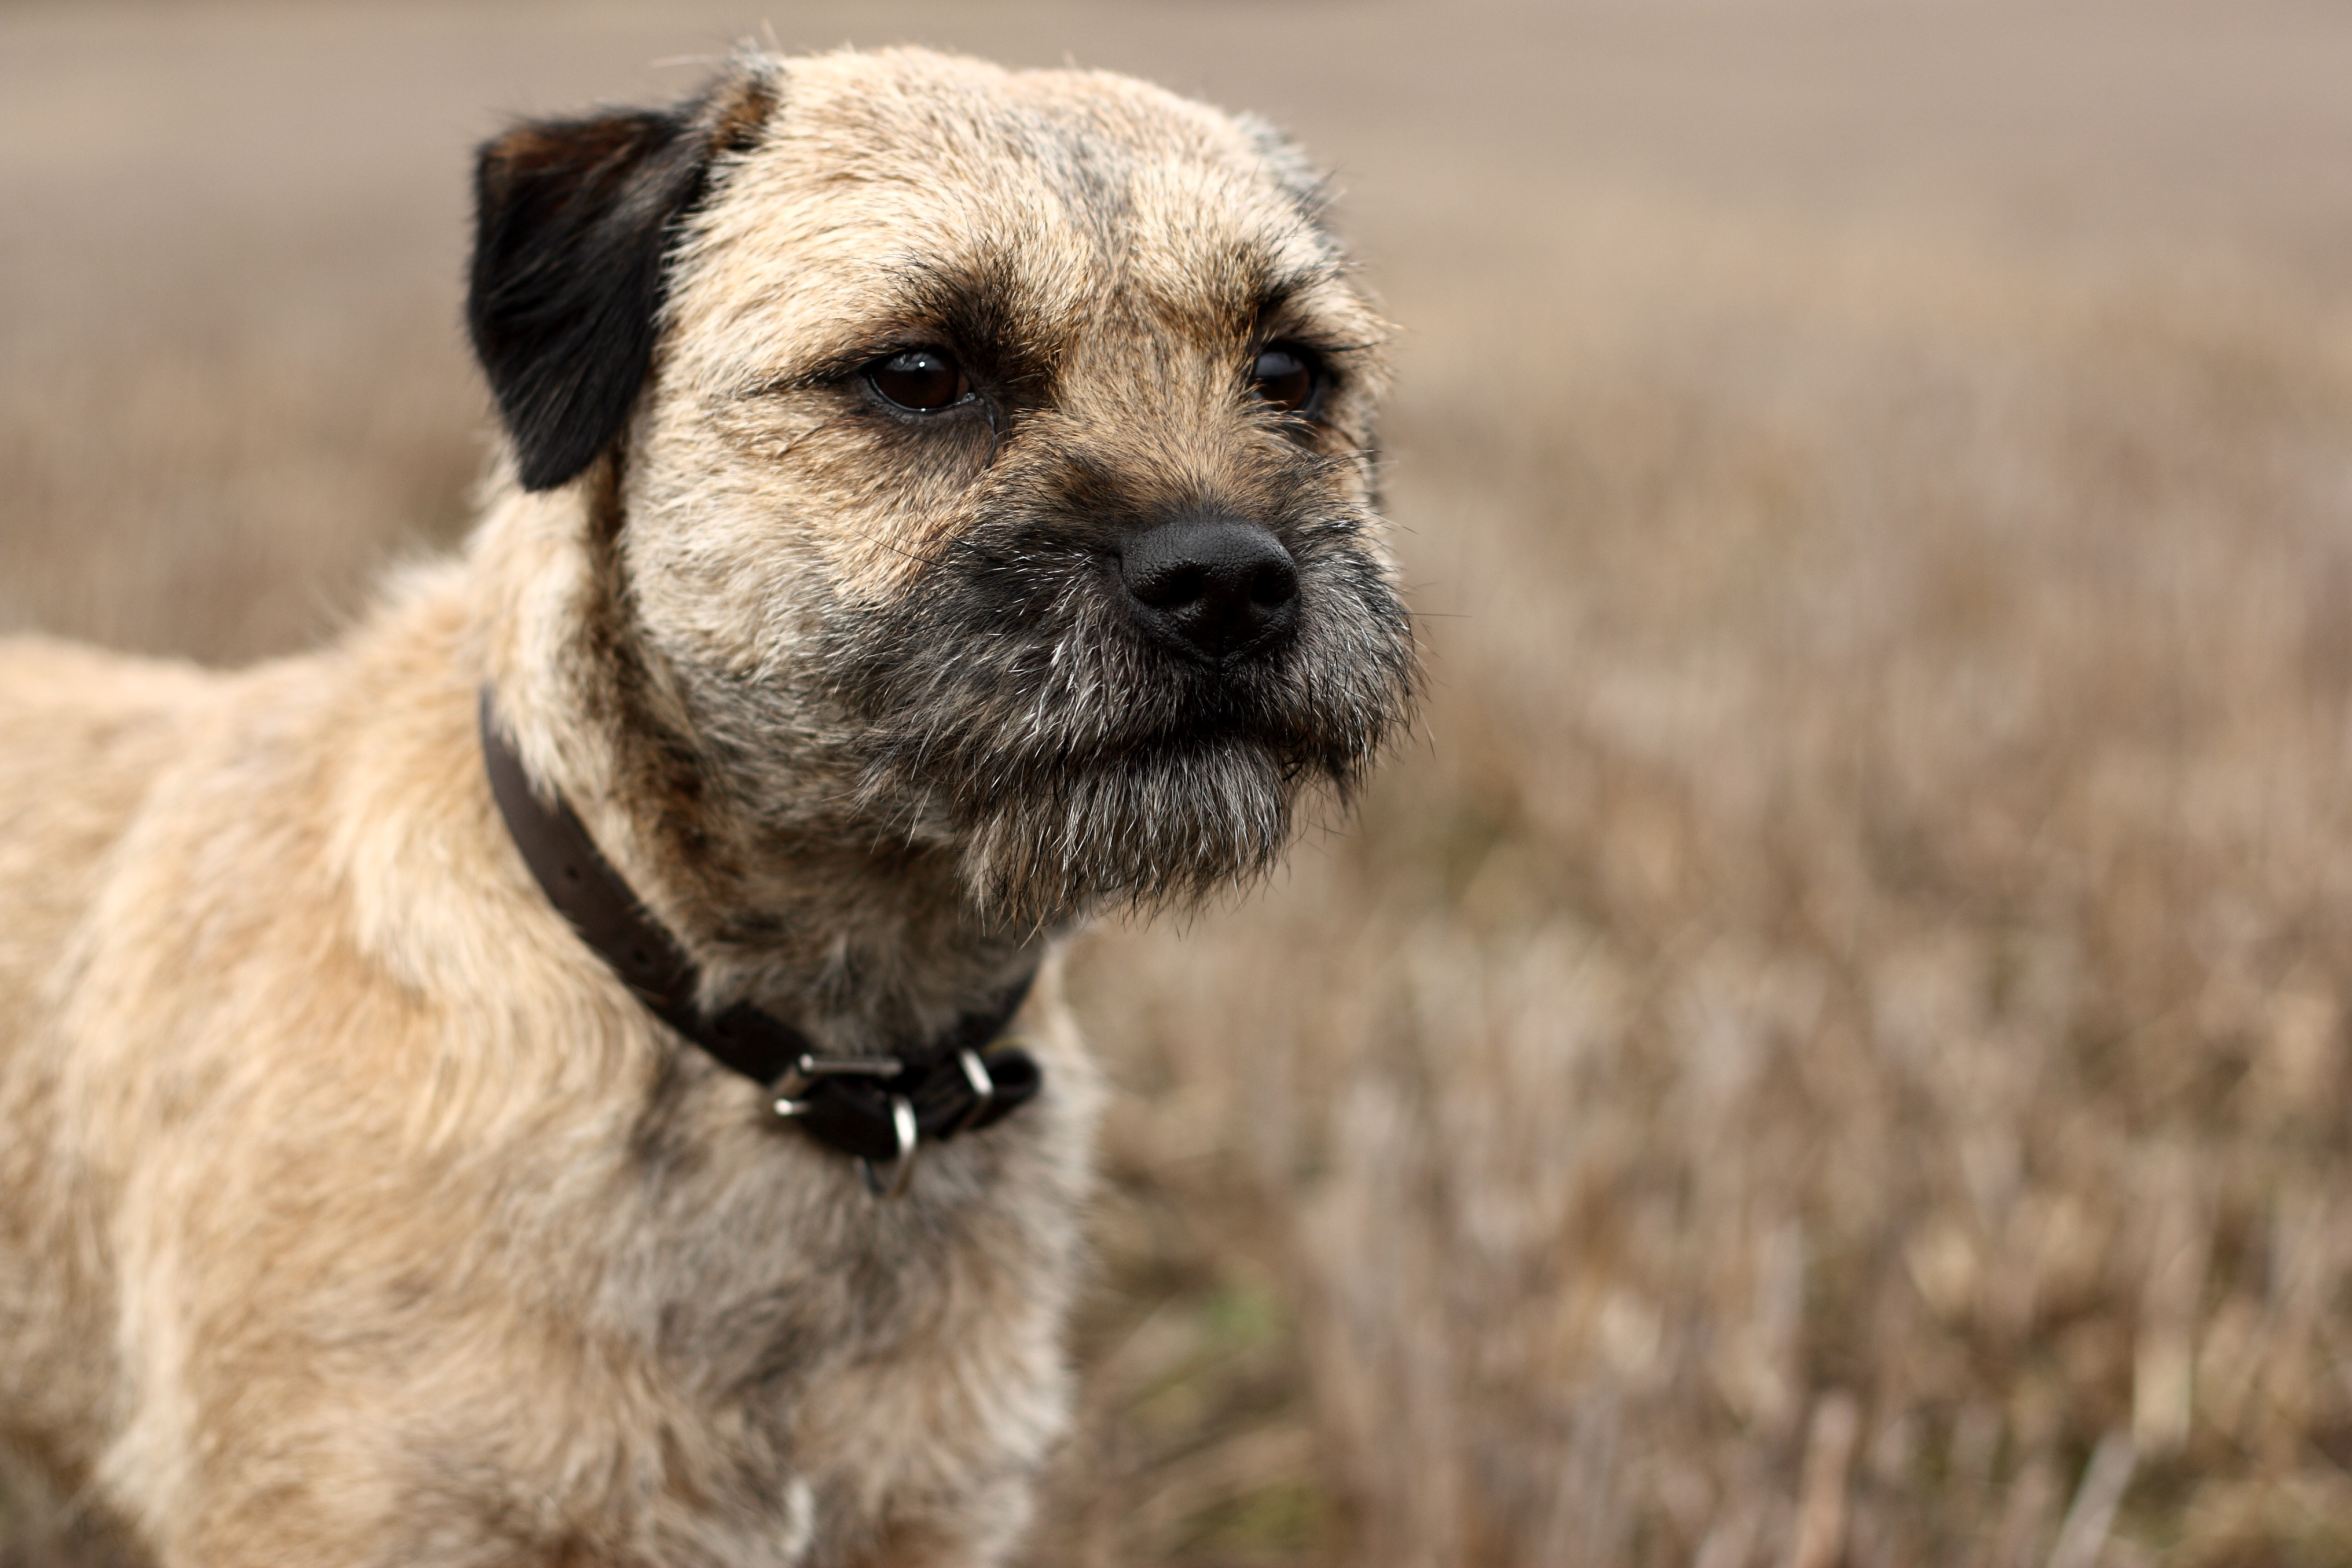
[1254,257,1351,318]
[737,252,1061,402]
[1249,265,1387,370]
[893,254,1037,369]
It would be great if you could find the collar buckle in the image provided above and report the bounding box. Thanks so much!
[772,1053,905,1117]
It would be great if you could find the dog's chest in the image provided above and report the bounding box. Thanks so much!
[552,1032,1097,1563]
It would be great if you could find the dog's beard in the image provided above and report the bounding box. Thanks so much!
[822,527,1414,926]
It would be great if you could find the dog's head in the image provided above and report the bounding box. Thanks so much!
[470,49,1414,926]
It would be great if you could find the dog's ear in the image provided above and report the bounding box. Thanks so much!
[468,67,777,492]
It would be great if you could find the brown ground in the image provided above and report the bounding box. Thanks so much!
[8,2,2352,1563]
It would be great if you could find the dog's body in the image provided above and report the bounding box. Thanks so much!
[0,49,1409,1567]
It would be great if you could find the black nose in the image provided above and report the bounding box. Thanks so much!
[1117,517,1300,662]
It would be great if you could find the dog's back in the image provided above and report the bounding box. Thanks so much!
[0,638,220,992]
[0,637,228,1479]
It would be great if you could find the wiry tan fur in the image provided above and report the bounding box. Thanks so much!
[0,48,1408,1567]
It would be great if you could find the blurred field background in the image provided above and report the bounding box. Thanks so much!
[9,1,2352,1563]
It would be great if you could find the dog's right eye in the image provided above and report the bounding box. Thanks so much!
[866,349,968,412]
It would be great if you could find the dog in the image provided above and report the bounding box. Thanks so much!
[0,46,1412,1567]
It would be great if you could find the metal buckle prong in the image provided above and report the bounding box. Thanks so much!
[859,1095,920,1200]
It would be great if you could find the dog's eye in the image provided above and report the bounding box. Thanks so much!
[867,349,967,412]
[1249,346,1323,416]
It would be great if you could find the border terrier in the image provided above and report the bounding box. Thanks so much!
[0,47,1412,1567]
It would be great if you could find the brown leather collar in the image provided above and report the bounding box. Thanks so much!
[478,689,1041,1183]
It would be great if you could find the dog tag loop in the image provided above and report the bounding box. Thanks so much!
[859,1095,920,1200]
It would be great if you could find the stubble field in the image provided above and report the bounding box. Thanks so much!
[8,3,2352,1564]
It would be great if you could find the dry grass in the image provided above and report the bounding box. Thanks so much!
[9,4,2352,1565]
[1041,238,2352,1565]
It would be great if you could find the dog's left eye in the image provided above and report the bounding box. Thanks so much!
[867,349,968,412]
[1249,346,1323,416]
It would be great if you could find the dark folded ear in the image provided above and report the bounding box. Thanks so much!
[468,68,777,491]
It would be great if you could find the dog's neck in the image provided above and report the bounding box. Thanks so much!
[468,465,1048,1059]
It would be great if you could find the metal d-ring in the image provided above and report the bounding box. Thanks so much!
[858,1094,920,1199]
